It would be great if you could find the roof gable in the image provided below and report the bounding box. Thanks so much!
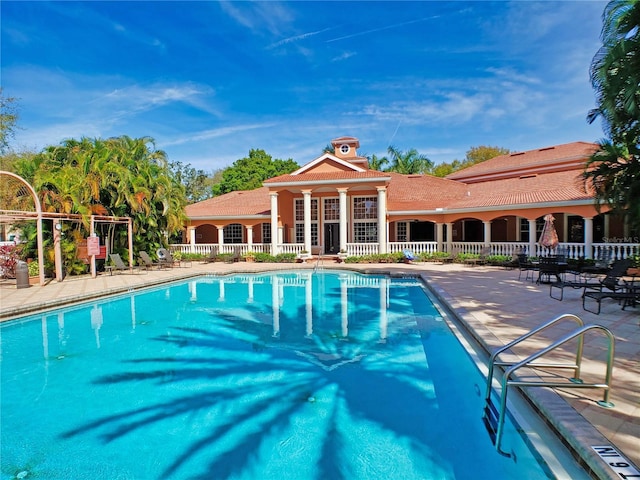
[292,153,365,175]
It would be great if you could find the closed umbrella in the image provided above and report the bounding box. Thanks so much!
[539,214,559,252]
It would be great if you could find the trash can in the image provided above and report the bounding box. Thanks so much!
[16,260,30,289]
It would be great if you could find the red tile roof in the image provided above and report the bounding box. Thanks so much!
[446,141,598,182]
[185,187,271,218]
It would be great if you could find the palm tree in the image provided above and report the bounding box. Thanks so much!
[367,153,389,171]
[386,146,433,174]
[585,0,640,232]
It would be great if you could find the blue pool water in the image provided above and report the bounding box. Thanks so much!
[1,271,586,479]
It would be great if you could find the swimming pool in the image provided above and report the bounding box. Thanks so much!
[1,270,588,479]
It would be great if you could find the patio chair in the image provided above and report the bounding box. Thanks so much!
[582,259,634,314]
[157,248,180,268]
[517,254,536,282]
[106,253,143,275]
[550,258,631,302]
[139,251,163,270]
[202,246,219,264]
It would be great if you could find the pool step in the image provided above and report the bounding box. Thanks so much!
[482,400,499,445]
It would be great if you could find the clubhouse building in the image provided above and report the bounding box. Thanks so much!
[181,136,638,260]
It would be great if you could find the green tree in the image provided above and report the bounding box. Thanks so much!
[430,145,510,177]
[0,89,19,154]
[367,153,389,171]
[16,136,187,255]
[170,160,214,203]
[212,149,298,196]
[386,146,433,174]
[585,0,640,232]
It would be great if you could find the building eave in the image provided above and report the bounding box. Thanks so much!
[266,176,391,188]
[389,199,596,216]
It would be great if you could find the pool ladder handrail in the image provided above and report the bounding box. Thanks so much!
[314,246,324,273]
[482,314,615,457]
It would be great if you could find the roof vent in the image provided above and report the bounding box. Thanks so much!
[510,152,525,156]
[538,147,554,152]
[519,174,538,179]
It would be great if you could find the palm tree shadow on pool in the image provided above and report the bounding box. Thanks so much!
[61,297,448,479]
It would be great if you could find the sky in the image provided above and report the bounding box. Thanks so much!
[2,0,609,173]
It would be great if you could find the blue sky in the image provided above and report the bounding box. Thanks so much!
[2,1,608,172]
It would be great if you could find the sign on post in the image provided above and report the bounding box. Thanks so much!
[87,236,100,256]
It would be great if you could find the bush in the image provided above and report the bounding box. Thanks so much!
[275,253,296,263]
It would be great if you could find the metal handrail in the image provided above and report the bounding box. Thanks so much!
[484,313,584,404]
[490,323,615,455]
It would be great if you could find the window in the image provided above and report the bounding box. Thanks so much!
[353,197,377,220]
[262,223,271,244]
[224,223,243,244]
[519,218,544,242]
[324,198,340,221]
[397,222,407,242]
[354,222,377,243]
[295,223,318,245]
[295,198,318,221]
[294,198,319,246]
[340,144,350,154]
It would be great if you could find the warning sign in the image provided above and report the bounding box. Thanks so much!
[87,236,100,256]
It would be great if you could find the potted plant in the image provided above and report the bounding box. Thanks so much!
[337,249,348,262]
[244,252,256,262]
[28,260,40,285]
[297,250,310,262]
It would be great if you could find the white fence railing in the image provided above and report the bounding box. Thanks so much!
[170,242,639,260]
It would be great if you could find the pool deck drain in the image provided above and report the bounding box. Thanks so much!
[1,261,638,479]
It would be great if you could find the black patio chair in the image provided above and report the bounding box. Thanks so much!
[582,259,634,314]
[517,254,536,282]
[550,258,631,302]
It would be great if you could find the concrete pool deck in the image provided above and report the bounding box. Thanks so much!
[1,260,638,479]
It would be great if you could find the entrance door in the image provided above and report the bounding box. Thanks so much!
[324,224,340,254]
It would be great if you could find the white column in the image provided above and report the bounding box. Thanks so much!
[446,222,454,253]
[189,227,196,246]
[338,188,348,252]
[436,223,444,252]
[270,192,279,256]
[584,217,594,259]
[302,189,312,254]
[377,187,387,254]
[246,226,253,251]
[483,221,491,247]
[528,219,537,256]
[217,227,224,250]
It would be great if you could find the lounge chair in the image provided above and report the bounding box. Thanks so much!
[202,247,219,264]
[139,251,163,270]
[582,259,634,314]
[464,246,491,267]
[157,248,180,268]
[549,258,631,302]
[224,246,242,264]
[402,249,416,263]
[106,253,143,275]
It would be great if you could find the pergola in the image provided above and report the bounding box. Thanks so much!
[0,171,133,284]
